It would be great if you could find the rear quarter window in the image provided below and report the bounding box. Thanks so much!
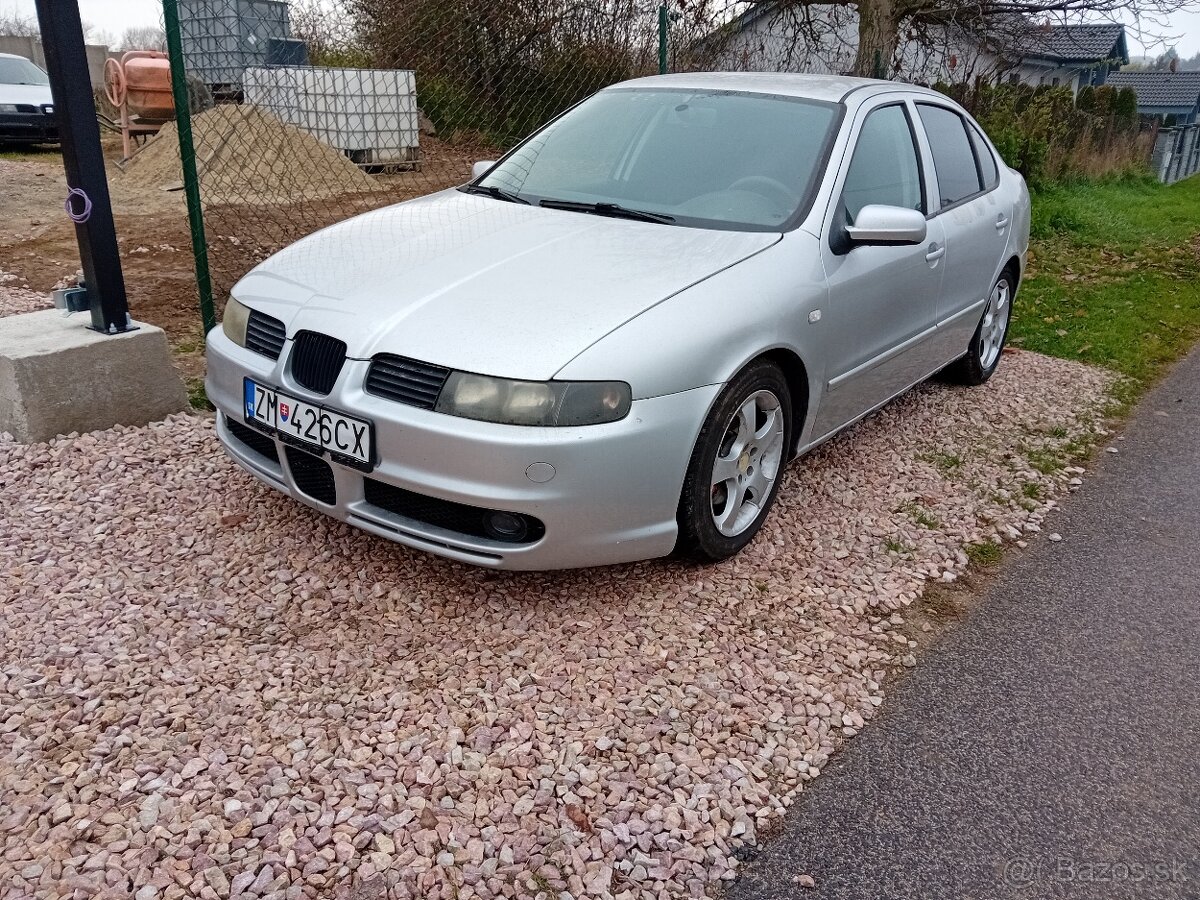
[969,124,999,189]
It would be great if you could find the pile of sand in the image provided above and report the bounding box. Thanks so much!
[119,104,380,206]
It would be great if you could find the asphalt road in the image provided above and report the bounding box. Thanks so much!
[726,347,1200,900]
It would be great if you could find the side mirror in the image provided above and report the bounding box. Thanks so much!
[471,160,497,181]
[844,205,927,246]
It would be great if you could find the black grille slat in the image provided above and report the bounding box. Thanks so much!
[225,416,279,463]
[285,447,337,505]
[365,355,451,409]
[290,331,347,395]
[363,478,545,544]
[368,370,444,393]
[371,358,447,382]
[245,311,286,360]
[363,376,441,406]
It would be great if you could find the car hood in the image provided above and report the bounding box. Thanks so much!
[234,190,780,381]
[0,83,52,105]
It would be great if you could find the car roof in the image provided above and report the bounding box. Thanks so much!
[609,71,942,104]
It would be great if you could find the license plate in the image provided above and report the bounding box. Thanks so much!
[243,378,373,468]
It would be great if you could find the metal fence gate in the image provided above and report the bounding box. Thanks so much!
[1151,124,1200,185]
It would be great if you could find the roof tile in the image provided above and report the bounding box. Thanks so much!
[1029,24,1126,61]
[1105,71,1200,108]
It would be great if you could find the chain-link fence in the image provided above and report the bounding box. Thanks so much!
[144,0,738,325]
[147,1,1163,332]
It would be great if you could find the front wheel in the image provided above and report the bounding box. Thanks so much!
[676,361,792,562]
[944,268,1015,386]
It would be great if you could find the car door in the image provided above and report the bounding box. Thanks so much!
[913,102,1012,362]
[812,98,946,440]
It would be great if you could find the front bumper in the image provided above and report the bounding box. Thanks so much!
[205,329,719,569]
[0,113,57,142]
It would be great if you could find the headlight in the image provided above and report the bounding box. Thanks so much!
[0,104,19,114]
[436,372,631,426]
[221,296,251,346]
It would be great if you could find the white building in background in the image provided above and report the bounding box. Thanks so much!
[982,23,1129,93]
[708,4,1128,96]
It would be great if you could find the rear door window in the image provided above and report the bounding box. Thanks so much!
[916,104,983,209]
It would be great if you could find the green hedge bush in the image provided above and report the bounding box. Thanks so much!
[935,80,1147,186]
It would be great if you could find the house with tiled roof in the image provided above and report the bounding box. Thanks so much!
[1105,70,1200,124]
[707,8,1128,96]
[1000,23,1129,91]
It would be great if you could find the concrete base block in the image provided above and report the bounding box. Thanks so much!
[0,309,188,443]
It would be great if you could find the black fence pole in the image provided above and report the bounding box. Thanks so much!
[34,0,131,333]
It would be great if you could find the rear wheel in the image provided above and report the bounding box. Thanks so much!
[676,361,792,562]
[944,267,1015,386]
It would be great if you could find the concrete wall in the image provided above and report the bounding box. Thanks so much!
[0,34,110,89]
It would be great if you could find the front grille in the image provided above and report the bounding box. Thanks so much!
[245,310,286,360]
[285,447,336,505]
[14,104,36,114]
[225,416,279,463]
[290,331,347,395]
[364,355,450,410]
[363,478,545,544]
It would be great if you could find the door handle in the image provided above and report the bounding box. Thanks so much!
[925,244,945,263]
[996,215,1010,231]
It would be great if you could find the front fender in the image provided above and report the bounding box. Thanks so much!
[554,230,830,443]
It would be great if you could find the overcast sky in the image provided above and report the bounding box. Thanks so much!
[5,0,1200,57]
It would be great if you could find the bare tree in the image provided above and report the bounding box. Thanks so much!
[81,22,115,47]
[342,0,664,143]
[0,10,39,36]
[120,25,168,52]
[291,0,366,65]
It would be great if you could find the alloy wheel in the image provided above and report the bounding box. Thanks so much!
[710,390,786,537]
[978,278,1011,371]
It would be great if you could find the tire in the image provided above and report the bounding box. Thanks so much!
[676,360,793,562]
[943,267,1016,386]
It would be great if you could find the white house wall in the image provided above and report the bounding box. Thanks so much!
[714,6,857,75]
[712,6,1088,95]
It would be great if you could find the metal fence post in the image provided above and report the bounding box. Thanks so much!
[33,0,131,333]
[658,4,668,75]
[162,0,217,335]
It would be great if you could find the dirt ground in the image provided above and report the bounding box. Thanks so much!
[0,134,474,386]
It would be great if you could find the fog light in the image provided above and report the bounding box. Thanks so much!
[484,511,530,543]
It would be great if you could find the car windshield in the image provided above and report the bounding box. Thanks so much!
[477,88,839,231]
[0,56,50,85]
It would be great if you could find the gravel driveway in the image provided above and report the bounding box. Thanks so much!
[0,287,1112,900]
[0,269,50,317]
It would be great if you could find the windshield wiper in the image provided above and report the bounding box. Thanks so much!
[460,183,529,205]
[539,199,675,225]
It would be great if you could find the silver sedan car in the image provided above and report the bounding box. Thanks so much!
[206,73,1030,570]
